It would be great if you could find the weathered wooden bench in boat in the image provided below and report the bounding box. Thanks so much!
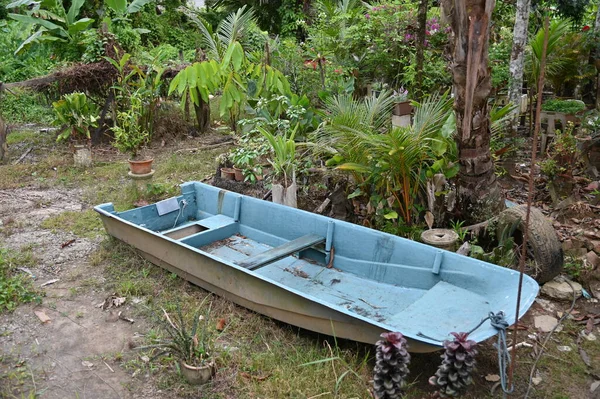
[94,182,539,353]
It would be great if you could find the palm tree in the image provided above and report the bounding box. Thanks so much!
[443,0,505,224]
[317,92,453,225]
[183,6,258,62]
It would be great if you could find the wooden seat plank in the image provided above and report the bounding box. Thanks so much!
[238,234,325,271]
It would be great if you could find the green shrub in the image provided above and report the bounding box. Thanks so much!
[0,249,41,312]
[1,90,54,124]
[541,99,586,114]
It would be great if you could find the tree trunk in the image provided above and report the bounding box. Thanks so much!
[194,88,211,134]
[595,4,600,110]
[445,0,505,224]
[508,0,531,132]
[415,0,428,101]
[0,114,6,163]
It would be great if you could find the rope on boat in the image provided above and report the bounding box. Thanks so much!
[417,311,513,396]
[172,199,188,229]
[488,311,513,396]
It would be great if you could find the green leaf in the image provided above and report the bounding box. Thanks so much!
[6,0,36,8]
[126,0,154,14]
[66,0,85,24]
[231,42,244,71]
[9,13,66,35]
[67,18,94,35]
[189,87,199,106]
[336,162,371,173]
[168,74,179,95]
[14,28,62,55]
[105,0,127,14]
[119,52,131,68]
[177,69,187,94]
[347,189,363,199]
[187,66,197,89]
[325,154,344,167]
[445,163,460,179]
[384,211,398,220]
[134,28,151,34]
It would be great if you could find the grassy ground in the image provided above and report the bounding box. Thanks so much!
[1,126,599,398]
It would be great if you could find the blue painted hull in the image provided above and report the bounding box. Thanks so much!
[94,182,539,352]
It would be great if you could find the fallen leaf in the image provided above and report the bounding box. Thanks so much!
[81,361,94,368]
[586,317,595,334]
[60,239,76,248]
[216,318,227,331]
[101,294,126,310]
[579,348,591,367]
[485,374,501,382]
[40,279,59,287]
[240,371,270,381]
[34,310,51,324]
[425,211,434,230]
[133,199,149,208]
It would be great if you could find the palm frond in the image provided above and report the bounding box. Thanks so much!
[411,91,453,138]
[217,5,255,49]
[179,7,221,61]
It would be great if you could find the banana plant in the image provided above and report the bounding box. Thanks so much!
[169,41,291,131]
[105,0,155,16]
[7,0,94,54]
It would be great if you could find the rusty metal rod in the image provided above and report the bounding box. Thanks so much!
[507,14,550,390]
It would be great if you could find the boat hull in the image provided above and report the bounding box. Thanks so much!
[99,213,437,352]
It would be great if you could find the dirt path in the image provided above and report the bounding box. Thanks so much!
[0,188,162,399]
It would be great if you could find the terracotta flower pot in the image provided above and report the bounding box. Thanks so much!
[233,166,244,181]
[220,167,236,180]
[180,361,215,385]
[128,159,154,175]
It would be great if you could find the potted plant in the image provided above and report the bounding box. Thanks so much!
[258,125,298,207]
[541,99,586,124]
[139,303,216,385]
[392,87,412,116]
[111,95,152,175]
[52,92,99,167]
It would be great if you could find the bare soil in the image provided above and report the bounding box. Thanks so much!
[0,188,164,399]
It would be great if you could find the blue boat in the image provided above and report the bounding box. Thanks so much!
[95,181,539,352]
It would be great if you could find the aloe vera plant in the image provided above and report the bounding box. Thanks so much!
[138,300,213,366]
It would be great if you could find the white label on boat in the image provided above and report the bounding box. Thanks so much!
[156,197,180,216]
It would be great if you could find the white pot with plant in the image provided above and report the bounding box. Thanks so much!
[258,125,298,207]
[111,95,152,175]
[52,92,99,167]
[138,301,216,385]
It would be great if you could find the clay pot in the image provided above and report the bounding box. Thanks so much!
[421,229,459,251]
[233,166,244,181]
[180,361,215,385]
[220,167,236,180]
[128,159,154,175]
